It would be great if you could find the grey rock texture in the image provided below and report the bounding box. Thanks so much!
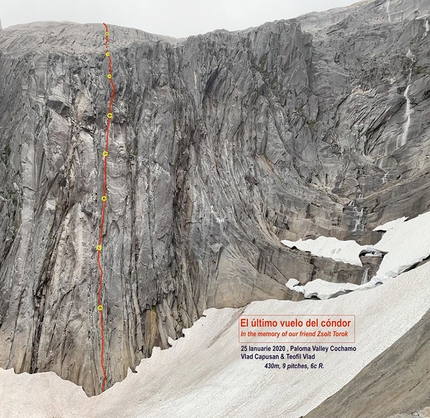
[304,309,430,418]
[0,0,430,395]
[388,412,430,418]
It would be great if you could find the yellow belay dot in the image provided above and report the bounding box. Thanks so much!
[107,74,112,79]
[96,245,102,251]
[102,150,108,157]
[98,305,103,311]
[107,112,113,119]
[101,195,107,202]
[105,51,110,57]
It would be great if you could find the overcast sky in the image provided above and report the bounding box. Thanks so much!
[2,0,360,38]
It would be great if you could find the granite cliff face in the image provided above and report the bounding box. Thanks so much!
[0,0,429,395]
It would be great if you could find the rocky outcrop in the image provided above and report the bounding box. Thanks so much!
[304,308,430,418]
[0,0,430,395]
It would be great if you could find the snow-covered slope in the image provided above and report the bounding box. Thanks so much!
[1,259,430,418]
[372,212,430,279]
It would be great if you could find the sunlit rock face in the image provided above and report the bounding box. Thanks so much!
[0,0,429,395]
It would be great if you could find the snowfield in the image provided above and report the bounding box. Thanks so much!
[1,257,430,417]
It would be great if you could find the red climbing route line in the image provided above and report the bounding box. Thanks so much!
[96,22,117,393]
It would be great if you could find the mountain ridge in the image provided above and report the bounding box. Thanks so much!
[0,0,429,396]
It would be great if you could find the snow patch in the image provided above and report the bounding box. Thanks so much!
[286,278,359,300]
[382,171,389,184]
[281,236,367,266]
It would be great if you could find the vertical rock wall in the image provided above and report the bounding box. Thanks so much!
[0,0,429,394]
